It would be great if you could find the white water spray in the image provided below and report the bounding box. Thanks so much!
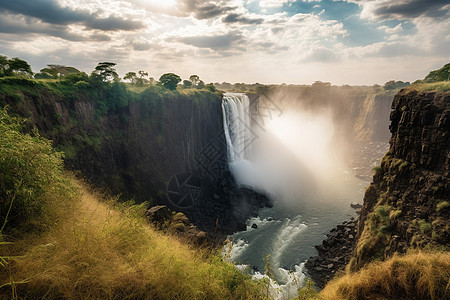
[221,93,308,298]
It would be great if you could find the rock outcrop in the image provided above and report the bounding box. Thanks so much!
[305,218,357,287]
[145,205,209,246]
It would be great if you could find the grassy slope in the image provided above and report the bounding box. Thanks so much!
[1,177,267,299]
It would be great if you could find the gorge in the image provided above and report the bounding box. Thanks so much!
[0,75,448,299]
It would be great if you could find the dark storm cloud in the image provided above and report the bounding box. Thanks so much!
[0,13,111,42]
[222,13,264,25]
[374,0,450,19]
[178,32,244,51]
[353,0,450,20]
[0,0,144,31]
[194,3,235,19]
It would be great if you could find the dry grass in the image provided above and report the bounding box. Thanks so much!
[320,252,450,300]
[407,81,450,92]
[0,179,266,299]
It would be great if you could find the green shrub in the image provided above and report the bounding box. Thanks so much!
[0,108,63,233]
[418,220,432,233]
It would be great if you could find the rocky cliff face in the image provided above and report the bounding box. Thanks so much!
[352,88,449,270]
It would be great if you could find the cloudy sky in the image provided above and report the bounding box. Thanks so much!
[0,0,448,85]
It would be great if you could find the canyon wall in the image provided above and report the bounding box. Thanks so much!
[352,88,450,270]
[0,79,266,234]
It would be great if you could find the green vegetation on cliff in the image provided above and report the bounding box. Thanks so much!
[408,62,450,92]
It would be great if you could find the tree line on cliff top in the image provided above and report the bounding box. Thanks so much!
[0,55,216,92]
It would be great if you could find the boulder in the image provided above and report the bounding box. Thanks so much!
[350,202,362,209]
[145,205,172,227]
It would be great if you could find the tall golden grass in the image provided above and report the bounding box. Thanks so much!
[320,251,450,300]
[1,179,266,299]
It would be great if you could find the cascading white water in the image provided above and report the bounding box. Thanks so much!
[221,92,370,299]
[221,93,252,162]
[221,93,310,299]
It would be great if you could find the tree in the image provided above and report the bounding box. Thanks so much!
[138,70,148,79]
[137,70,148,86]
[63,72,89,84]
[424,63,450,82]
[92,62,118,82]
[205,83,216,92]
[34,65,80,79]
[383,80,410,91]
[0,55,9,77]
[196,80,205,89]
[46,65,80,77]
[182,80,192,89]
[312,81,331,88]
[123,72,138,84]
[189,75,200,86]
[8,58,33,77]
[38,67,58,78]
[159,73,181,90]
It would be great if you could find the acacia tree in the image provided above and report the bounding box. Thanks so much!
[138,70,148,79]
[92,62,118,82]
[189,74,199,86]
[123,72,138,84]
[0,56,33,77]
[159,73,181,90]
[47,65,80,77]
[182,80,192,88]
[39,67,58,78]
[197,80,205,89]
[137,70,148,86]
[34,65,80,79]
[9,58,33,76]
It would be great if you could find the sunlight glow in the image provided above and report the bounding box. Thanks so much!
[265,110,340,181]
[146,0,177,8]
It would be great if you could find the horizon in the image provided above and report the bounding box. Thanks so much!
[0,0,449,85]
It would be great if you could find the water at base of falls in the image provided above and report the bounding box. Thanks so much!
[224,172,366,298]
[221,93,367,298]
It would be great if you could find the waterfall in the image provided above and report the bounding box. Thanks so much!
[221,93,252,162]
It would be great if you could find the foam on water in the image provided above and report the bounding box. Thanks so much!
[270,216,308,281]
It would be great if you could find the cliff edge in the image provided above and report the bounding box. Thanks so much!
[352,87,449,270]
